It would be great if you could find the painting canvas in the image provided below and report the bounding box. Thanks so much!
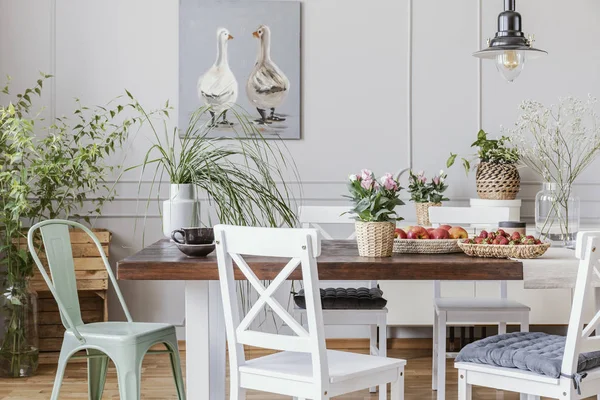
[179,0,301,139]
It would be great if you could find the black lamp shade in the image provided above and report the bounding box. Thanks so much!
[474,0,547,59]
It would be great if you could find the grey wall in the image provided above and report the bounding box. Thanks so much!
[1,0,600,337]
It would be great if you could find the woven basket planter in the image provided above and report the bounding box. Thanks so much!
[458,242,550,259]
[415,202,441,226]
[355,221,395,257]
[476,162,521,200]
[393,239,461,254]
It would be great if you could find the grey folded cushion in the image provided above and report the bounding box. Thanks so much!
[294,287,387,310]
[456,332,600,378]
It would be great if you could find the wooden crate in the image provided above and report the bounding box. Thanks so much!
[17,229,111,355]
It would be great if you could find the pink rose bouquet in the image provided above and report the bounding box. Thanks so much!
[344,169,404,222]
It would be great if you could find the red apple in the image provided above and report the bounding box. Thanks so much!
[439,224,452,232]
[427,228,436,235]
[430,228,450,239]
[407,226,430,239]
[448,226,469,239]
[394,228,407,239]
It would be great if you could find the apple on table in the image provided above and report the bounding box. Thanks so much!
[394,228,407,239]
[406,226,430,239]
[448,226,468,239]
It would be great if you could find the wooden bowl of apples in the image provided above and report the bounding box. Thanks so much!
[392,225,467,254]
[458,229,550,259]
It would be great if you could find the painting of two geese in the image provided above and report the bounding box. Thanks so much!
[179,1,301,139]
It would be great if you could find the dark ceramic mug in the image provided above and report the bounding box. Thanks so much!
[171,227,214,245]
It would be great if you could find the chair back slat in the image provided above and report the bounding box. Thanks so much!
[561,232,600,376]
[39,223,83,328]
[218,224,320,258]
[28,219,133,337]
[214,224,329,390]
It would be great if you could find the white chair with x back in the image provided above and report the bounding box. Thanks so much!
[213,224,406,399]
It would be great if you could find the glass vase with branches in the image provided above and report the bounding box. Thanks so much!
[507,95,600,247]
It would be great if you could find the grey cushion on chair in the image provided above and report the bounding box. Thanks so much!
[294,287,387,310]
[456,332,600,378]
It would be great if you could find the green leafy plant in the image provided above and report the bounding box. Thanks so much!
[343,169,404,222]
[446,129,519,174]
[0,74,142,377]
[407,170,449,204]
[129,99,299,229]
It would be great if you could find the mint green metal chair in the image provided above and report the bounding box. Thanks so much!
[28,219,185,400]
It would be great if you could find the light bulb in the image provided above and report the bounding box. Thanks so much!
[495,50,526,82]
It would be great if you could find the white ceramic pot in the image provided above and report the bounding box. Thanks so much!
[162,184,199,237]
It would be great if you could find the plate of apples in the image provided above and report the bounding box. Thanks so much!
[393,225,468,254]
[458,230,550,259]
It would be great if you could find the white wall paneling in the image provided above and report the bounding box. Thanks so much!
[2,0,599,333]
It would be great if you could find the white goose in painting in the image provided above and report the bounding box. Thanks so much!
[197,27,238,126]
[246,25,290,125]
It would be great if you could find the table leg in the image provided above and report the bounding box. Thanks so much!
[185,281,226,400]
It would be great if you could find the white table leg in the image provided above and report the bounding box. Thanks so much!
[185,281,226,400]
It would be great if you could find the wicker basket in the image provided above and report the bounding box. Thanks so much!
[476,162,521,200]
[393,239,462,254]
[415,202,441,226]
[355,221,395,257]
[458,242,550,259]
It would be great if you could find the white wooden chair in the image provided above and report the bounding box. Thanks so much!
[428,206,531,400]
[297,206,388,399]
[456,231,600,400]
[214,224,406,399]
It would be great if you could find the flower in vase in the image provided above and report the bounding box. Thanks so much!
[349,174,358,182]
[360,169,373,180]
[380,173,398,191]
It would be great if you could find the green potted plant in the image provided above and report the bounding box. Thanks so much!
[407,170,449,226]
[0,75,141,377]
[128,98,298,242]
[447,129,520,200]
[344,170,404,257]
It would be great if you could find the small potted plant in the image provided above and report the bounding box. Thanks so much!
[408,170,449,226]
[344,170,404,257]
[447,129,520,200]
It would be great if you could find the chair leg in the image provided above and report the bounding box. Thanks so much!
[87,349,109,400]
[432,310,438,390]
[379,315,388,400]
[391,367,404,400]
[458,370,472,400]
[436,311,447,400]
[114,350,144,400]
[370,323,377,393]
[50,348,70,400]
[498,322,507,335]
[164,339,186,400]
[521,313,530,333]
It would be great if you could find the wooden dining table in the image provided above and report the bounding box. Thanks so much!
[117,239,524,400]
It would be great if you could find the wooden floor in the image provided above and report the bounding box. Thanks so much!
[0,347,590,399]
